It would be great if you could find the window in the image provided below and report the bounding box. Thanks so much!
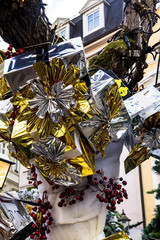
[88,10,100,31]
[60,29,66,39]
[82,3,105,37]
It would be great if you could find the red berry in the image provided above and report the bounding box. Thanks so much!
[111,206,116,211]
[37,199,42,204]
[5,50,10,56]
[111,200,116,206]
[42,235,46,239]
[99,197,104,202]
[103,176,107,180]
[44,216,48,220]
[19,48,24,53]
[99,180,103,184]
[11,52,16,57]
[109,178,114,183]
[122,180,127,185]
[47,221,52,226]
[59,194,64,198]
[96,194,100,199]
[10,120,14,126]
[47,229,50,234]
[76,196,80,200]
[104,199,108,203]
[32,206,37,211]
[32,224,36,229]
[30,234,34,239]
[8,45,13,51]
[34,231,39,236]
[117,185,122,190]
[105,189,110,194]
[106,206,110,210]
[47,212,51,217]
[119,177,123,181]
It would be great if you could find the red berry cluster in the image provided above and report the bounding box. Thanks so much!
[28,165,53,239]
[5,44,25,59]
[56,170,128,211]
[56,186,88,208]
[89,170,128,211]
[28,165,42,188]
[9,104,20,126]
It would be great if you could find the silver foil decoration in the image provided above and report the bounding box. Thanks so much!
[31,136,66,163]
[3,37,87,93]
[90,70,114,111]
[50,162,82,187]
[141,128,160,153]
[31,137,82,186]
[124,86,160,120]
[29,81,77,123]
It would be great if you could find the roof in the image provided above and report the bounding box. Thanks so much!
[80,0,110,14]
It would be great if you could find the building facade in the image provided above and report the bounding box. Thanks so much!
[0,142,19,193]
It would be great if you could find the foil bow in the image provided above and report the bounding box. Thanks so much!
[16,58,93,138]
[125,112,160,173]
[31,137,82,186]
[80,81,130,157]
[29,81,77,123]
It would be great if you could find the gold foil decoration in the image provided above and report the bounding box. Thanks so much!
[0,76,12,100]
[102,231,129,240]
[15,58,93,138]
[105,83,122,120]
[125,112,160,173]
[69,132,95,176]
[124,143,150,173]
[91,83,122,157]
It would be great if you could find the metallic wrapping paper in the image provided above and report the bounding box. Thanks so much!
[79,70,130,157]
[102,231,129,240]
[0,57,12,100]
[29,81,77,123]
[31,136,82,186]
[124,143,150,173]
[30,130,95,186]
[124,86,160,120]
[0,193,34,240]
[15,58,93,139]
[124,112,160,173]
[3,37,87,93]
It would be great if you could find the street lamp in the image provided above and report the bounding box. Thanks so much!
[0,157,14,189]
[118,209,131,229]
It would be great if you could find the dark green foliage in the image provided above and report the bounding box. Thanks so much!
[142,160,160,240]
[104,211,125,237]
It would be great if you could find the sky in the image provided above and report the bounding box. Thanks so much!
[0,0,87,50]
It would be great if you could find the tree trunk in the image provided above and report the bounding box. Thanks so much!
[0,0,52,51]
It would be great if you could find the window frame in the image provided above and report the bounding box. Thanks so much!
[87,9,100,32]
[83,3,105,37]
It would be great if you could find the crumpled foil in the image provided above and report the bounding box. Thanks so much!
[124,86,160,120]
[102,231,129,240]
[124,112,160,173]
[80,70,130,157]
[29,81,77,123]
[3,37,88,93]
[15,58,93,139]
[31,136,82,186]
[0,193,34,240]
